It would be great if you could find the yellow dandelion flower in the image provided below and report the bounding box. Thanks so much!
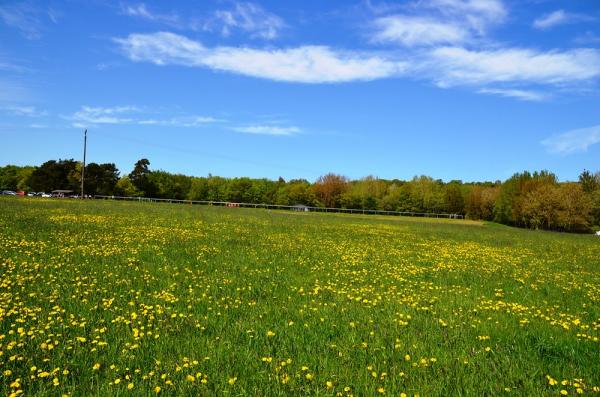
[228,377,237,385]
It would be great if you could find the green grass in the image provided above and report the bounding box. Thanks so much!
[0,197,599,396]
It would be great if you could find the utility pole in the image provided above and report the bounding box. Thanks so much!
[81,129,87,199]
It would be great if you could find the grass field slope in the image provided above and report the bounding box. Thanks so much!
[0,198,599,396]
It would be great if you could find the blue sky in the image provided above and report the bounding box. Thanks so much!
[1,0,599,182]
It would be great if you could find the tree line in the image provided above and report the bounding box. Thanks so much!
[1,159,598,233]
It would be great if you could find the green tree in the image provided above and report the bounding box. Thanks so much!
[28,159,79,192]
[128,159,158,197]
[590,190,600,227]
[0,165,34,191]
[84,163,120,196]
[187,177,209,201]
[555,183,592,232]
[114,177,140,197]
[579,170,599,193]
[444,182,465,214]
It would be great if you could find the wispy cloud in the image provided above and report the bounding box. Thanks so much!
[1,105,48,117]
[204,2,285,40]
[429,47,600,87]
[112,0,600,101]
[0,61,28,73]
[115,32,407,83]
[427,0,507,26]
[0,79,29,103]
[138,116,221,127]
[478,88,548,102]
[70,106,139,125]
[574,31,600,45]
[121,3,180,26]
[66,105,300,137]
[533,10,591,30]
[232,125,300,136]
[372,16,470,46]
[542,125,600,154]
[0,2,58,39]
[114,31,600,90]
[67,105,220,128]
[371,0,506,47]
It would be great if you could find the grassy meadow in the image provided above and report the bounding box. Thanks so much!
[0,197,599,396]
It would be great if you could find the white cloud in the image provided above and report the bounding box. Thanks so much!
[532,10,591,30]
[372,16,470,46]
[205,2,285,40]
[533,10,567,30]
[232,125,300,136]
[115,32,407,83]
[477,88,547,101]
[114,29,600,99]
[429,47,600,87]
[542,125,600,154]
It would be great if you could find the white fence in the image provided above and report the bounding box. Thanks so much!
[94,195,464,220]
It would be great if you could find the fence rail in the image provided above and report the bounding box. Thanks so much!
[94,195,464,220]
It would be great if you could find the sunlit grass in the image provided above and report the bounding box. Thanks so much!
[0,197,599,396]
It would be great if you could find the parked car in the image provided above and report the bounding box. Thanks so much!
[1,190,17,196]
[41,193,52,198]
